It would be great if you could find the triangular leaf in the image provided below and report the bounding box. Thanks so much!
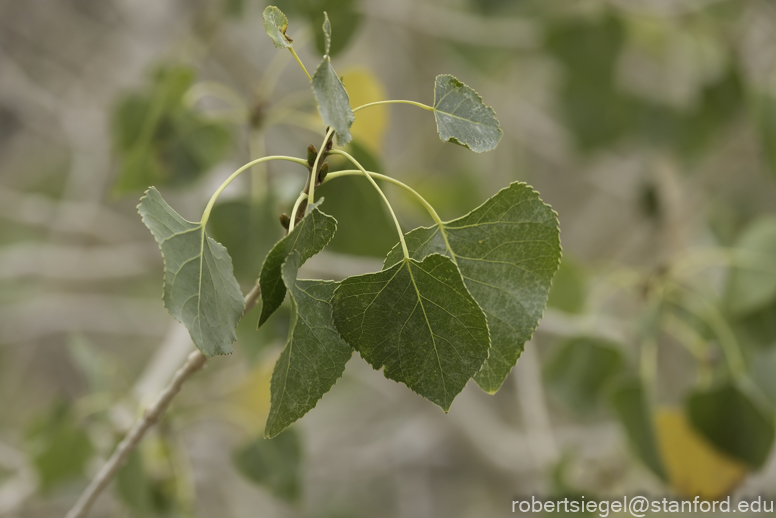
[233,429,302,503]
[263,6,293,49]
[687,382,775,469]
[433,74,502,153]
[311,16,354,145]
[258,201,337,327]
[332,253,491,411]
[265,252,353,438]
[384,182,560,393]
[138,187,244,356]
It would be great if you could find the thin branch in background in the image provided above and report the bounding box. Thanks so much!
[65,284,262,518]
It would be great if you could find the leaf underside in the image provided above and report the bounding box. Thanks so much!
[263,6,293,49]
[258,202,337,327]
[433,74,502,153]
[312,58,355,145]
[332,253,491,411]
[138,187,244,356]
[265,252,353,438]
[385,182,560,394]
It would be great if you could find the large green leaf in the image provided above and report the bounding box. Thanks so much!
[384,182,560,394]
[332,254,491,411]
[726,216,776,316]
[433,75,502,153]
[311,13,354,145]
[233,429,302,503]
[544,337,624,415]
[265,252,352,438]
[263,6,293,49]
[610,380,667,481]
[138,187,244,356]
[257,201,337,327]
[687,383,775,469]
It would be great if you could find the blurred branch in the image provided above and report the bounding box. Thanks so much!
[65,350,207,518]
[361,0,541,49]
[0,242,158,280]
[0,294,169,343]
[0,185,143,243]
[66,284,261,518]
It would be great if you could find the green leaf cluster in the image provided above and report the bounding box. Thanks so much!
[112,65,233,194]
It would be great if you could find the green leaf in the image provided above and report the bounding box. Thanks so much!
[610,380,667,481]
[384,182,561,394]
[544,337,624,415]
[311,0,361,58]
[111,65,233,194]
[433,75,502,153]
[756,94,776,177]
[726,216,776,316]
[311,17,355,145]
[138,187,244,356]
[207,197,283,288]
[687,382,775,469]
[258,201,337,327]
[333,254,491,411]
[233,429,302,503]
[26,401,94,492]
[317,141,397,257]
[265,252,353,438]
[115,451,153,517]
[263,6,293,49]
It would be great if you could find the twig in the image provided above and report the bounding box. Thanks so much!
[65,350,207,518]
[65,284,262,518]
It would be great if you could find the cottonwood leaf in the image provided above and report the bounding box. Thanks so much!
[233,429,302,503]
[311,13,354,145]
[138,187,244,356]
[263,6,293,49]
[611,379,667,481]
[265,253,353,438]
[332,254,491,411]
[687,383,775,469]
[384,182,560,394]
[258,201,337,327]
[433,74,502,153]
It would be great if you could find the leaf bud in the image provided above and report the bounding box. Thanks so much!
[279,213,291,230]
[307,144,318,166]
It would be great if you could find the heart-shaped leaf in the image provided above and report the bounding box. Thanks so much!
[332,254,491,411]
[311,14,354,145]
[265,252,353,438]
[433,74,502,153]
[258,201,337,327]
[384,182,560,393]
[263,6,293,49]
[138,188,244,356]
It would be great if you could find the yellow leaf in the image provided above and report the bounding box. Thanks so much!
[221,360,274,431]
[341,68,388,152]
[654,408,748,499]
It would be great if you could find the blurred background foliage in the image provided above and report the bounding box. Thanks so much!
[2,0,776,516]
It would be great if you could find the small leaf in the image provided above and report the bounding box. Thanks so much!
[544,337,624,415]
[610,379,667,480]
[265,252,353,438]
[726,216,776,316]
[311,23,355,145]
[687,382,775,469]
[384,182,560,394]
[138,187,244,356]
[333,254,491,411]
[233,429,302,503]
[26,401,94,492]
[321,11,332,56]
[258,201,337,327]
[432,74,502,153]
[654,408,748,500]
[263,6,293,49]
